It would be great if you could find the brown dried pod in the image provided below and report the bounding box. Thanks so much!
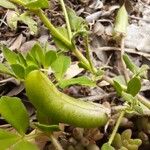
[73,128,84,141]
[86,144,100,150]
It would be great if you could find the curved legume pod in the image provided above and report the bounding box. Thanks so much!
[25,70,109,128]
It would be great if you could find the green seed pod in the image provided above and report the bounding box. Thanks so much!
[122,139,129,147]
[126,144,138,150]
[75,143,85,150]
[119,147,128,150]
[128,139,142,147]
[73,128,84,141]
[112,133,122,148]
[121,129,132,141]
[67,145,75,150]
[80,137,89,147]
[138,131,149,145]
[86,144,100,150]
[25,70,108,128]
[68,138,77,146]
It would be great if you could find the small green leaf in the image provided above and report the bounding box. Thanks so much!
[121,91,134,103]
[59,76,96,89]
[30,43,45,66]
[0,0,17,9]
[123,54,139,74]
[114,5,128,36]
[121,129,132,141]
[136,64,149,78]
[53,27,69,51]
[113,75,126,86]
[17,53,27,67]
[78,62,90,70]
[127,77,141,96]
[51,55,71,81]
[12,140,39,150]
[25,65,38,76]
[0,96,29,134]
[26,53,38,66]
[2,47,18,64]
[0,128,20,150]
[25,0,49,9]
[6,11,19,30]
[101,143,115,150]
[19,12,38,35]
[11,64,25,79]
[0,63,15,76]
[113,80,124,96]
[67,7,88,33]
[112,133,122,148]
[133,105,143,114]
[44,50,57,67]
[34,123,60,133]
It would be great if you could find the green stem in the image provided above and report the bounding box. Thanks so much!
[25,129,43,140]
[137,94,150,110]
[108,111,125,145]
[49,134,64,150]
[120,37,130,83]
[9,0,95,73]
[85,36,97,74]
[73,47,92,70]
[35,9,93,72]
[35,9,72,49]
[9,0,25,6]
[59,0,72,40]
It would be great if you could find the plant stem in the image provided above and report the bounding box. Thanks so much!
[72,47,93,71]
[120,36,130,82]
[49,134,64,150]
[9,0,25,6]
[108,111,125,145]
[9,0,95,73]
[34,9,94,73]
[137,94,150,110]
[85,36,97,74]
[59,0,72,40]
[35,9,72,49]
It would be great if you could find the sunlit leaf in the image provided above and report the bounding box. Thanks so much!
[29,43,45,66]
[51,55,71,81]
[53,27,69,51]
[0,63,15,76]
[12,140,39,150]
[133,105,143,115]
[0,96,29,135]
[6,11,19,30]
[2,47,18,64]
[25,65,38,76]
[19,12,38,35]
[121,91,134,103]
[11,64,25,79]
[17,53,27,67]
[25,0,49,9]
[67,7,88,33]
[127,77,141,96]
[0,129,20,150]
[123,53,139,74]
[0,0,17,9]
[114,5,128,36]
[44,50,57,67]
